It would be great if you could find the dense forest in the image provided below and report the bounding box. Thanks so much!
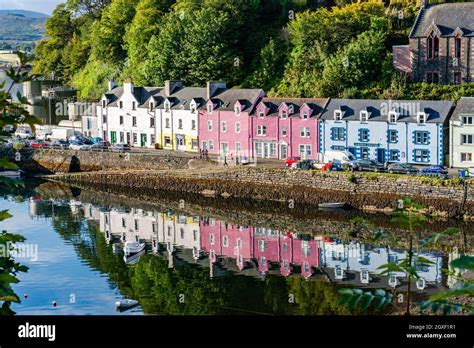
[33,0,474,101]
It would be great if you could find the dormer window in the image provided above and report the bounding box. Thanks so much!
[149,102,154,112]
[102,100,106,108]
[455,37,462,59]
[417,112,426,124]
[360,111,368,122]
[302,111,309,120]
[389,111,398,124]
[190,102,196,114]
[164,100,171,113]
[334,110,342,121]
[119,101,123,109]
[281,110,287,119]
[258,109,264,118]
[427,31,439,60]
[235,105,241,115]
[132,101,136,110]
[207,104,213,114]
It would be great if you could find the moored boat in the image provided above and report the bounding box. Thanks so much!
[318,202,346,209]
[0,170,24,178]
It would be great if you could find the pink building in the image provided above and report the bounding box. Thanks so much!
[199,82,264,157]
[292,238,321,279]
[251,98,328,160]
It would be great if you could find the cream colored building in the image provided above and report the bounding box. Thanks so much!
[449,97,474,168]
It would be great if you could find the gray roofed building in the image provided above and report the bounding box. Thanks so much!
[320,99,454,124]
[209,87,264,112]
[449,96,474,121]
[255,97,328,117]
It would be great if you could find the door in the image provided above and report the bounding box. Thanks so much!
[263,143,270,158]
[220,142,228,156]
[110,131,117,144]
[376,149,385,163]
[126,132,131,145]
[176,135,185,151]
[280,144,288,159]
[140,134,147,147]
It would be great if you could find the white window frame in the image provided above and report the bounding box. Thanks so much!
[235,122,241,133]
[334,110,342,121]
[235,105,241,115]
[257,125,267,136]
[207,120,213,131]
[164,100,171,113]
[221,121,227,132]
[417,112,427,124]
[389,111,398,124]
[462,116,473,125]
[360,111,369,122]
[207,104,213,114]
[280,110,287,119]
[461,134,474,145]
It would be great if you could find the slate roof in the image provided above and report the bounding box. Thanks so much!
[209,88,264,112]
[410,3,474,38]
[253,97,329,117]
[320,99,454,124]
[450,97,474,121]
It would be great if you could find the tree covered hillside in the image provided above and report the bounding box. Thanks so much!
[33,0,474,101]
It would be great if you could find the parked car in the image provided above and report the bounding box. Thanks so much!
[386,163,419,175]
[349,159,385,172]
[111,143,131,153]
[295,160,314,170]
[323,150,356,165]
[69,142,91,151]
[14,129,34,139]
[419,165,448,177]
[30,140,49,149]
[51,140,70,150]
[284,156,301,167]
[3,125,15,133]
[90,141,111,151]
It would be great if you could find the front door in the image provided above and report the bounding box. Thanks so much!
[263,143,270,158]
[126,132,131,145]
[377,148,385,163]
[176,135,185,151]
[140,134,147,147]
[111,131,117,144]
[280,144,288,159]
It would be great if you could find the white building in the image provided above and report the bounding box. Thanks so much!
[449,97,474,168]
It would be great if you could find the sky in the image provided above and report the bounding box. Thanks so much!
[0,0,64,15]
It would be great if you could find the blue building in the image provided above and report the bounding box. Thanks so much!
[319,99,454,166]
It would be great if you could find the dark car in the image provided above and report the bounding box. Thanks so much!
[111,143,131,153]
[296,160,314,170]
[90,141,111,151]
[51,140,70,149]
[349,159,385,172]
[419,165,448,177]
[387,163,419,175]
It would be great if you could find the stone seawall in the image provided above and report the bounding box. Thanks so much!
[50,167,474,218]
[9,149,193,173]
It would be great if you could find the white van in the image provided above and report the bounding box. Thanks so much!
[49,128,78,141]
[323,150,356,164]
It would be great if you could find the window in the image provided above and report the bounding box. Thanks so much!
[334,110,342,121]
[455,37,462,59]
[414,149,429,162]
[300,127,310,138]
[132,117,137,127]
[389,112,398,123]
[258,240,267,252]
[417,112,426,124]
[361,147,370,159]
[235,105,241,115]
[149,102,154,111]
[151,135,156,145]
[165,118,170,128]
[207,104,213,113]
[302,111,309,119]
[360,111,368,122]
[389,150,400,161]
[119,101,123,109]
[134,219,139,230]
[235,122,241,133]
[208,140,214,150]
[462,116,473,125]
[302,241,311,256]
[221,121,227,132]
[193,230,198,241]
[122,218,126,228]
[103,115,107,124]
[388,130,398,143]
[427,72,439,84]
[235,142,241,153]
[270,143,277,156]
[461,153,473,162]
[102,100,106,108]
[210,234,214,245]
[120,132,124,143]
[461,134,473,145]
[178,119,183,129]
[192,139,198,149]
[258,109,264,118]
[331,145,345,151]
[414,131,429,145]
[255,143,262,156]
[207,120,213,131]
[223,236,229,247]
[299,144,312,156]
[164,136,171,146]
[133,133,138,144]
[150,117,155,128]
[191,120,196,130]
[164,101,170,112]
[427,32,439,59]
[281,127,287,136]
[190,103,196,114]
[132,102,136,110]
[331,127,345,141]
[281,110,287,119]
[257,125,266,136]
[119,116,124,125]
[454,72,462,85]
[358,129,369,142]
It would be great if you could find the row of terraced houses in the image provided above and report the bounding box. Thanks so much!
[90,80,474,167]
[87,2,474,168]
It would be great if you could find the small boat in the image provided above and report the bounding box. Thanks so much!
[123,249,145,265]
[0,170,24,178]
[319,202,346,209]
[123,241,145,255]
[115,299,139,310]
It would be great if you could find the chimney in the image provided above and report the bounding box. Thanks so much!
[207,81,227,100]
[108,81,117,91]
[164,80,184,97]
[124,81,134,94]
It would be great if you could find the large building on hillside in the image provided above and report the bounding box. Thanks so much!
[409,2,474,84]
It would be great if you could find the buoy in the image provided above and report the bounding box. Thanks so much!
[52,301,57,307]
[24,293,28,299]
